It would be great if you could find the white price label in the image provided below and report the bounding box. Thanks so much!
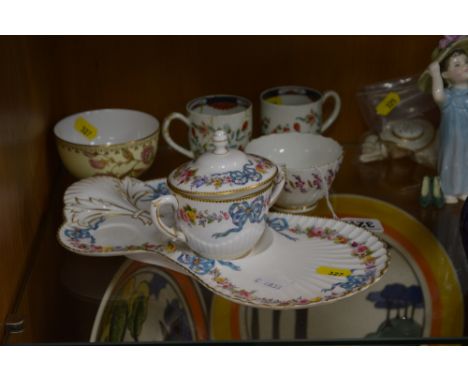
[341,218,384,233]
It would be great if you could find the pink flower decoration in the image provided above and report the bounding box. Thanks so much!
[357,245,368,253]
[89,158,107,169]
[306,114,316,124]
[178,209,189,223]
[141,145,154,165]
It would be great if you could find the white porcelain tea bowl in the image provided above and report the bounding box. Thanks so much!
[245,133,343,213]
[151,130,285,260]
[54,109,160,179]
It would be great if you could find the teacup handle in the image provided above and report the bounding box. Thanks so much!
[268,166,286,207]
[150,195,187,243]
[162,112,195,159]
[320,91,341,133]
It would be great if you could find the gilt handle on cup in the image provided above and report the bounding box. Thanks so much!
[162,112,195,159]
[150,195,188,243]
[320,91,341,133]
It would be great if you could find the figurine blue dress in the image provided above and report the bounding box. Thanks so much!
[426,41,468,203]
[438,87,468,198]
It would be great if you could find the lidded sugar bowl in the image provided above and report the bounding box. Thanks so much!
[150,130,285,260]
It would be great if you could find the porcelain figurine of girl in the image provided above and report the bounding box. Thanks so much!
[420,36,468,204]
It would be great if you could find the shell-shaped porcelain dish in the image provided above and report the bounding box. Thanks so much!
[58,176,390,309]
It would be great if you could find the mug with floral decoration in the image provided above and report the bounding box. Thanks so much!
[260,86,341,135]
[151,130,285,260]
[162,95,252,159]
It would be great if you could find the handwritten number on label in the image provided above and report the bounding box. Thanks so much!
[316,266,351,277]
[356,221,375,229]
[74,117,98,140]
[376,92,400,116]
[341,218,384,233]
[255,277,282,290]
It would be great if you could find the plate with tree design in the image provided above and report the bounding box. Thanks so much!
[90,260,208,342]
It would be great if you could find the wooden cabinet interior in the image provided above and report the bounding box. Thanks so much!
[0,36,59,343]
[0,35,440,343]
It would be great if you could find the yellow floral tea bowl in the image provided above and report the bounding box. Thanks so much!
[54,109,159,179]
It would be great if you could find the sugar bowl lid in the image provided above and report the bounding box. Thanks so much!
[168,130,277,198]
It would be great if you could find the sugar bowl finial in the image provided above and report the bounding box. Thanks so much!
[213,129,228,155]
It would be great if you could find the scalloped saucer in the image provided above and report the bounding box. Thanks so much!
[58,176,389,309]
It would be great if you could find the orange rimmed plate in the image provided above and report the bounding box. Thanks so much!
[210,194,463,340]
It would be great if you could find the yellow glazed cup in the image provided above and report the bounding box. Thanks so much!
[54,109,159,179]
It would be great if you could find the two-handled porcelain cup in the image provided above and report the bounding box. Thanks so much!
[150,130,285,260]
